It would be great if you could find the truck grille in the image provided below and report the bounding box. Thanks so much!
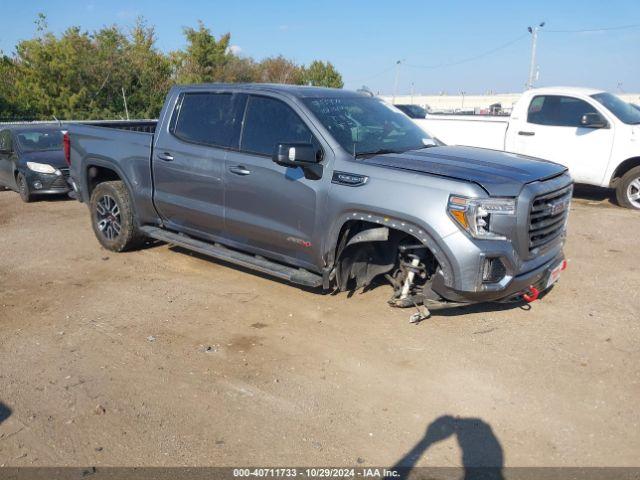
[529,184,572,253]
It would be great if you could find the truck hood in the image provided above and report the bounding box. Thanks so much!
[18,150,67,169]
[362,145,568,196]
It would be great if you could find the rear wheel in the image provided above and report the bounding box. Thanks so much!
[615,166,640,210]
[90,181,144,251]
[16,172,32,203]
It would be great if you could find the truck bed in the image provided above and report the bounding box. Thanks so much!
[67,122,156,221]
[414,115,509,150]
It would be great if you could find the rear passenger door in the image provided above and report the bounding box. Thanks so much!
[152,91,244,238]
[224,95,326,270]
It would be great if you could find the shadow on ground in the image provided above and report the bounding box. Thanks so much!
[0,401,12,425]
[573,184,616,205]
[393,415,504,480]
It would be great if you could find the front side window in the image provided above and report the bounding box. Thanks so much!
[303,96,433,156]
[16,130,62,152]
[591,92,640,125]
[527,95,598,127]
[241,96,315,156]
[172,92,237,147]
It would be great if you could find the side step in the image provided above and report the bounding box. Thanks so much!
[139,226,323,288]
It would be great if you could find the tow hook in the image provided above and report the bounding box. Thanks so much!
[522,286,540,303]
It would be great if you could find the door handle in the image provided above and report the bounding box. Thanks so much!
[156,152,174,161]
[518,131,535,136]
[229,165,252,176]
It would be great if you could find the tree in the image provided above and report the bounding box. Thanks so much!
[0,16,344,121]
[303,60,343,88]
[257,56,305,84]
[173,21,232,84]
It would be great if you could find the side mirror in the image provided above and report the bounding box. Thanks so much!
[580,113,607,128]
[273,143,323,180]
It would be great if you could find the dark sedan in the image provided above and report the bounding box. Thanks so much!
[394,104,428,119]
[0,126,69,202]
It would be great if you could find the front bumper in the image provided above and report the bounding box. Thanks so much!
[24,169,70,195]
[431,251,565,304]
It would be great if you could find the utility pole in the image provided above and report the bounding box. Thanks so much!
[122,87,130,121]
[527,22,545,89]
[393,60,402,104]
[410,82,415,104]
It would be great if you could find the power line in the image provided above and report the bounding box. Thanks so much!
[546,23,640,33]
[349,64,396,84]
[404,33,528,70]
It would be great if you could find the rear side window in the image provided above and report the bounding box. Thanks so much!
[241,96,315,156]
[527,95,598,127]
[172,93,237,147]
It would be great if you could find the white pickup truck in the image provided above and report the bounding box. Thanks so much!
[415,87,640,209]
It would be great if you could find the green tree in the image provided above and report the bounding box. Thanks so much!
[173,21,232,84]
[257,55,305,84]
[303,60,343,88]
[0,16,344,121]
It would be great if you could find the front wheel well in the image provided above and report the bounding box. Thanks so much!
[610,157,640,187]
[332,220,441,303]
[86,165,122,196]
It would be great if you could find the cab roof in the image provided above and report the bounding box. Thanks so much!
[176,83,366,99]
[527,86,606,97]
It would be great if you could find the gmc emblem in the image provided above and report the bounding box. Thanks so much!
[548,199,569,216]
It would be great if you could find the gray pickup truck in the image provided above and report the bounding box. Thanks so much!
[66,84,572,312]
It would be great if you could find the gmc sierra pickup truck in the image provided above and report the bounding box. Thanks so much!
[66,84,572,312]
[414,87,640,209]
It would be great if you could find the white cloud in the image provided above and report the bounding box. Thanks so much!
[228,45,242,55]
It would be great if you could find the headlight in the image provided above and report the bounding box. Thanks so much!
[448,196,516,240]
[26,162,58,174]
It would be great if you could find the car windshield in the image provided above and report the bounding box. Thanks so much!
[591,92,640,125]
[16,130,63,152]
[302,96,435,156]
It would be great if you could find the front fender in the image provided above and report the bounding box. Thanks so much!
[324,210,455,287]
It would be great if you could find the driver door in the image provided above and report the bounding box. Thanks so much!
[512,95,614,185]
[224,95,326,269]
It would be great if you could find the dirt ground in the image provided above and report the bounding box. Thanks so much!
[0,186,638,469]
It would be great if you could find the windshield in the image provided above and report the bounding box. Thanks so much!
[302,96,434,156]
[591,92,640,125]
[16,130,63,152]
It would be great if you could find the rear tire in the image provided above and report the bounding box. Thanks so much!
[615,166,640,210]
[16,173,32,203]
[90,181,144,252]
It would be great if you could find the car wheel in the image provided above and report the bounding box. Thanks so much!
[90,181,144,252]
[615,166,640,210]
[16,173,32,203]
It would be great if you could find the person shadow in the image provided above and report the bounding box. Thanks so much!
[392,415,504,480]
[0,401,11,425]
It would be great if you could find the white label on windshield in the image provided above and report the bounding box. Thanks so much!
[288,147,296,161]
[422,138,436,146]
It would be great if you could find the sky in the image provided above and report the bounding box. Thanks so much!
[1,0,639,95]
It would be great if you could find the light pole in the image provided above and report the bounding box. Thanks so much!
[393,60,402,103]
[527,22,545,89]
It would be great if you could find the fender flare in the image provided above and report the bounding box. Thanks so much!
[324,211,454,286]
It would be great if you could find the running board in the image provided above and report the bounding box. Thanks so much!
[139,226,323,288]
